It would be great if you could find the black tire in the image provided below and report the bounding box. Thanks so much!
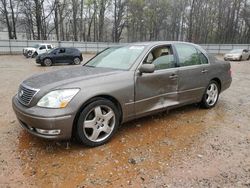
[201,80,220,109]
[247,55,250,60]
[239,56,242,61]
[32,52,38,58]
[75,98,120,147]
[73,57,81,65]
[27,51,33,58]
[42,58,52,66]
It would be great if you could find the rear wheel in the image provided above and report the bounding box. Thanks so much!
[42,58,52,66]
[201,81,220,109]
[75,99,120,147]
[73,57,81,65]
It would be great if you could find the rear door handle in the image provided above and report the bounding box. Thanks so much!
[202,69,208,73]
[169,74,178,79]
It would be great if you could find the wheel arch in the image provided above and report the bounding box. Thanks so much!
[72,95,123,137]
[211,78,221,92]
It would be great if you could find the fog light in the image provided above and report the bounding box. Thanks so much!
[36,128,61,135]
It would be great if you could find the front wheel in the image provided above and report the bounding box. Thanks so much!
[27,51,33,58]
[32,52,38,58]
[75,99,120,147]
[42,58,52,66]
[201,81,220,109]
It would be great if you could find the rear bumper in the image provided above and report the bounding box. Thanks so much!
[221,79,232,93]
[12,96,74,140]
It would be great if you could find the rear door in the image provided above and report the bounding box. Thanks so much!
[135,45,179,117]
[174,43,209,104]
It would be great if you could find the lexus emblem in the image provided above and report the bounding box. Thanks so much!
[19,90,24,97]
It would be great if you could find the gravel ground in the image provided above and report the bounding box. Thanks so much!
[0,55,249,188]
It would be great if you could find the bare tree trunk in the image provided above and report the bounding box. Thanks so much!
[0,0,13,39]
[72,0,78,41]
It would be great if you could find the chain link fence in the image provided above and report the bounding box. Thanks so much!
[0,39,249,55]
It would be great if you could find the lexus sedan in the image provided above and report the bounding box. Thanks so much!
[36,47,83,66]
[224,49,250,61]
[12,42,232,147]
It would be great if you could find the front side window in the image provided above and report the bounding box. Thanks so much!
[86,46,145,70]
[59,48,65,53]
[143,46,176,70]
[39,45,46,50]
[175,44,200,67]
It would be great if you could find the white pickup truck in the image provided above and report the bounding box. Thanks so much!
[23,43,54,58]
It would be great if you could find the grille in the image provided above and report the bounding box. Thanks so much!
[17,84,39,106]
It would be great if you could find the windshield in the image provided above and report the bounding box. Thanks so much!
[33,44,39,49]
[86,46,145,70]
[230,49,242,54]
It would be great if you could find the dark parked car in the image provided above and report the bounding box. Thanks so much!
[36,47,83,66]
[13,42,232,147]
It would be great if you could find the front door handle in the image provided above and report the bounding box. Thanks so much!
[202,69,208,73]
[169,74,178,79]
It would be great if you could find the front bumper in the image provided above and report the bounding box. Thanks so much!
[36,58,42,64]
[12,96,74,140]
[224,56,241,61]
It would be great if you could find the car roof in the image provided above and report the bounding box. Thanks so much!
[119,41,207,55]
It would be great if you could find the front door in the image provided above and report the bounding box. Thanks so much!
[38,45,47,54]
[135,45,179,117]
[55,48,66,63]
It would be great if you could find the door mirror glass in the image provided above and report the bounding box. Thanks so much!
[139,64,155,74]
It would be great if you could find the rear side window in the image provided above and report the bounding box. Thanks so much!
[197,50,209,64]
[47,45,52,49]
[175,44,200,67]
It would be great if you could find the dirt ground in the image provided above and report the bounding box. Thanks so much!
[0,55,249,188]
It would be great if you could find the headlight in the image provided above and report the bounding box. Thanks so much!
[37,89,80,108]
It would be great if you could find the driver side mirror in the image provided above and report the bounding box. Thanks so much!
[139,64,155,74]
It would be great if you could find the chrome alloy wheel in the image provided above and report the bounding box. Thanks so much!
[83,105,115,142]
[206,83,219,106]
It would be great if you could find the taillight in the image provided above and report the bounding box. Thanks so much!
[229,68,232,77]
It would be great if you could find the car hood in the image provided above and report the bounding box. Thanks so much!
[24,47,36,51]
[22,66,122,89]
